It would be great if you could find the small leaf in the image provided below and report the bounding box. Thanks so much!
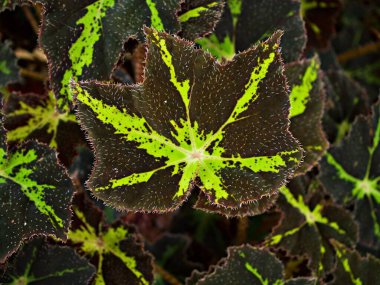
[0,41,18,87]
[0,237,95,285]
[0,119,74,262]
[68,192,154,285]
[266,179,358,274]
[286,57,329,175]
[179,0,225,40]
[319,99,380,247]
[3,91,86,166]
[197,0,306,62]
[73,28,302,214]
[39,0,181,110]
[186,244,317,285]
[329,240,380,285]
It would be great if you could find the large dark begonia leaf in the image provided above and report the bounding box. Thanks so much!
[38,0,181,111]
[329,240,380,285]
[286,57,328,175]
[186,245,316,285]
[322,70,369,144]
[0,120,74,262]
[73,28,302,214]
[0,237,95,284]
[197,0,306,63]
[0,0,25,12]
[266,179,358,275]
[301,0,342,49]
[178,0,225,40]
[68,192,154,285]
[319,100,380,247]
[3,91,86,166]
[0,41,18,87]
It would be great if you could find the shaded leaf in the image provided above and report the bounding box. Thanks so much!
[301,0,342,49]
[322,70,369,144]
[73,28,302,214]
[0,237,95,284]
[186,244,316,285]
[0,0,25,12]
[286,57,328,175]
[68,192,154,285]
[178,0,225,40]
[0,119,74,262]
[38,0,181,110]
[197,0,306,62]
[3,91,86,166]
[0,41,18,87]
[329,240,380,285]
[319,99,380,247]
[266,179,358,274]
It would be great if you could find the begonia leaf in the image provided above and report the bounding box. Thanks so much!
[3,91,86,166]
[185,245,316,285]
[73,28,302,214]
[68,192,154,285]
[329,240,380,285]
[266,179,358,275]
[0,119,74,262]
[0,237,95,285]
[319,99,380,247]
[0,41,18,87]
[197,0,306,62]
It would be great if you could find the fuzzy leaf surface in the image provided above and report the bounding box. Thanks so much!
[74,28,302,213]
[186,245,316,285]
[0,41,18,86]
[68,192,154,285]
[0,238,95,285]
[0,120,74,262]
[320,100,380,247]
[197,0,306,62]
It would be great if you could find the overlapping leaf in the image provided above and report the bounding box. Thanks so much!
[178,0,225,40]
[286,57,328,175]
[3,91,86,166]
[0,237,95,284]
[0,0,25,12]
[186,245,316,285]
[322,70,369,144]
[73,28,302,214]
[328,240,380,285]
[301,0,342,49]
[38,0,181,110]
[197,0,306,62]
[319,100,380,247]
[0,119,74,262]
[266,179,358,274]
[0,41,18,87]
[68,192,154,285]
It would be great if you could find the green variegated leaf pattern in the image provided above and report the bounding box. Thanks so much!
[39,0,180,110]
[186,245,317,285]
[320,100,380,246]
[3,91,85,166]
[178,0,225,40]
[197,0,306,62]
[0,119,74,262]
[329,240,380,285]
[286,57,328,175]
[74,28,302,213]
[0,41,18,87]
[68,192,153,285]
[0,238,95,285]
[266,179,358,274]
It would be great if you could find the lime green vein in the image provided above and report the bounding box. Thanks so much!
[179,2,219,22]
[289,59,319,118]
[146,0,164,31]
[60,0,115,107]
[0,148,63,228]
[245,262,284,285]
[0,60,11,75]
[335,244,362,285]
[69,209,148,285]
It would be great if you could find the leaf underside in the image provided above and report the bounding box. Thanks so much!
[74,28,302,214]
